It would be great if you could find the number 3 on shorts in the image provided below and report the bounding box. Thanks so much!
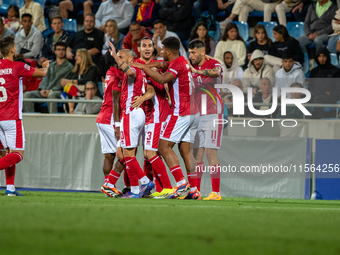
[0,78,7,102]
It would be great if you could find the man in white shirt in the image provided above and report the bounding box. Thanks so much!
[152,19,188,60]
[95,0,134,33]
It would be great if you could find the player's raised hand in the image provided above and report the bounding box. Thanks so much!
[41,60,51,69]
[186,59,196,74]
[131,95,145,108]
[108,41,117,56]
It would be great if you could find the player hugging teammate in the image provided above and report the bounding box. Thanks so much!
[98,36,224,200]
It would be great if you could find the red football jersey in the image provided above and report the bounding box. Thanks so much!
[96,67,124,124]
[166,56,198,116]
[0,59,35,121]
[192,59,224,115]
[120,67,147,117]
[135,58,171,124]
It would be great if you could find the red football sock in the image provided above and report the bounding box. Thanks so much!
[124,157,140,187]
[143,158,153,181]
[188,172,197,190]
[210,164,221,193]
[196,162,204,192]
[108,170,121,185]
[5,165,16,185]
[150,156,172,189]
[152,168,163,192]
[0,152,23,170]
[104,175,109,182]
[170,165,184,183]
[123,170,130,187]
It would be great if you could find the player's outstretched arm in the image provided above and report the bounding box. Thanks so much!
[131,85,156,108]
[32,60,50,77]
[112,89,121,141]
[191,65,222,78]
[131,62,174,84]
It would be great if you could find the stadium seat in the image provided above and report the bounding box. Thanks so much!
[217,11,225,17]
[45,18,50,30]
[0,0,24,15]
[257,21,278,42]
[286,22,305,39]
[330,53,339,66]
[303,53,310,78]
[232,21,249,46]
[98,82,103,96]
[63,19,77,33]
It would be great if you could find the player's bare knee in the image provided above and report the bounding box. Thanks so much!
[144,150,156,160]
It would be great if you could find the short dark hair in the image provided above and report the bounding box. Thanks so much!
[51,15,63,23]
[138,36,153,47]
[130,21,140,28]
[85,13,95,19]
[162,36,180,52]
[21,13,32,21]
[153,19,166,27]
[54,41,67,50]
[105,50,117,67]
[282,53,294,60]
[0,36,15,57]
[188,40,205,50]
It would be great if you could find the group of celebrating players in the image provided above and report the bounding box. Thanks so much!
[0,35,224,199]
[96,36,224,200]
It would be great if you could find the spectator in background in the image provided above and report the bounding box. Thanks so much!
[264,0,301,26]
[214,22,246,67]
[247,24,272,62]
[249,77,277,118]
[222,78,245,113]
[15,13,43,59]
[327,8,340,53]
[67,14,104,64]
[95,0,134,34]
[189,21,216,57]
[23,42,73,113]
[122,22,151,59]
[219,0,266,29]
[152,19,187,60]
[0,18,15,40]
[297,0,337,55]
[209,0,235,22]
[38,16,73,67]
[74,81,102,114]
[308,47,340,118]
[102,19,124,55]
[61,48,99,114]
[265,25,304,73]
[4,5,20,33]
[243,49,275,96]
[222,50,244,85]
[292,0,313,22]
[277,82,310,118]
[159,0,192,41]
[83,0,103,17]
[19,0,46,32]
[274,53,305,98]
[131,0,160,30]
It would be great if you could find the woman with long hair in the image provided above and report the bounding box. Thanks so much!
[264,24,304,72]
[247,24,272,61]
[5,5,20,33]
[60,48,99,113]
[102,19,124,55]
[189,21,216,56]
[214,22,246,66]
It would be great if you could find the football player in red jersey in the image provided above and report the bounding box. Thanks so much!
[0,36,49,196]
[108,41,155,198]
[98,51,126,197]
[131,37,174,198]
[132,37,201,199]
[187,40,224,201]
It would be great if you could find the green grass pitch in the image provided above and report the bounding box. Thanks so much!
[1,191,340,255]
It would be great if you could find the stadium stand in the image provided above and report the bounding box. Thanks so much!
[232,21,250,46]
[0,0,24,15]
[257,21,277,42]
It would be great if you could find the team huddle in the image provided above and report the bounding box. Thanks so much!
[0,35,224,199]
[97,36,224,200]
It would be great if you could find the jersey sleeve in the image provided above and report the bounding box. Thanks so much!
[167,61,179,79]
[16,62,35,78]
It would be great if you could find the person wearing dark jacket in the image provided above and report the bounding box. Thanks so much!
[38,16,73,66]
[309,47,340,118]
[297,0,337,54]
[159,0,192,41]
